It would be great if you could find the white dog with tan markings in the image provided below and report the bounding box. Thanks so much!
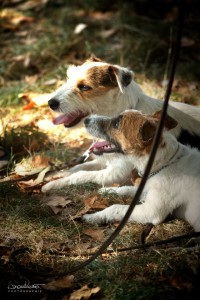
[82,110,200,232]
[42,57,200,193]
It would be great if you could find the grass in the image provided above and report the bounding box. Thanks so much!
[0,179,198,299]
[0,1,200,299]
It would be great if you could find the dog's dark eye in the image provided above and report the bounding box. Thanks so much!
[78,84,92,91]
[112,116,121,129]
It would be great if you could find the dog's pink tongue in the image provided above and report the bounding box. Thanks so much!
[53,114,72,125]
[53,112,87,126]
[89,141,111,151]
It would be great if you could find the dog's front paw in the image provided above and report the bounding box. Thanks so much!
[41,178,67,193]
[82,213,105,225]
[82,206,114,225]
[83,204,128,224]
[98,187,119,195]
[44,170,71,182]
[41,181,56,193]
[99,186,136,197]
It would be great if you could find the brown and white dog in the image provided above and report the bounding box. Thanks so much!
[82,110,200,232]
[42,57,200,193]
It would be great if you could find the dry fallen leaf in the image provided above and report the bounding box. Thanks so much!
[15,155,50,176]
[34,167,51,184]
[1,9,34,30]
[74,23,87,34]
[82,228,105,241]
[72,206,91,220]
[29,139,42,152]
[69,285,100,300]
[181,37,195,47]
[43,275,74,291]
[17,166,51,188]
[71,242,91,254]
[46,196,72,215]
[1,255,10,264]
[168,276,193,290]
[0,245,12,265]
[15,164,42,176]
[88,11,112,20]
[18,0,49,11]
[25,75,38,84]
[99,28,118,39]
[18,92,53,109]
[15,155,51,189]
[43,78,57,86]
[32,155,49,168]
[84,195,108,209]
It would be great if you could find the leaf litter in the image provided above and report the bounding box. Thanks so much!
[68,285,100,300]
[45,195,72,215]
[0,1,200,299]
[43,275,74,291]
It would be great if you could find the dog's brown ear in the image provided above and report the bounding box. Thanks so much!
[139,120,157,142]
[109,66,133,93]
[86,55,103,63]
[152,110,178,130]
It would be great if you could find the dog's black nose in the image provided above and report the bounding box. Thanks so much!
[84,117,91,127]
[48,98,59,110]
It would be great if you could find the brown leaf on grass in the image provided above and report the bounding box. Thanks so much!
[88,11,112,20]
[74,23,87,34]
[11,54,29,62]
[17,166,51,188]
[43,275,74,291]
[86,246,99,254]
[71,242,91,254]
[1,255,10,264]
[17,178,37,188]
[168,276,193,290]
[15,30,29,37]
[72,206,91,220]
[35,238,44,252]
[25,75,38,84]
[15,155,50,176]
[0,245,12,265]
[99,28,118,39]
[84,195,108,209]
[82,228,105,241]
[46,196,72,215]
[32,155,49,168]
[1,9,34,30]
[69,285,100,300]
[16,155,51,188]
[18,92,52,109]
[181,37,195,47]
[18,0,49,11]
[29,139,42,152]
[43,78,57,86]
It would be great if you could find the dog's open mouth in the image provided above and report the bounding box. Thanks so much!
[53,111,88,128]
[89,140,119,155]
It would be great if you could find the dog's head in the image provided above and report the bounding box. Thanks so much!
[84,110,178,156]
[48,56,134,127]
